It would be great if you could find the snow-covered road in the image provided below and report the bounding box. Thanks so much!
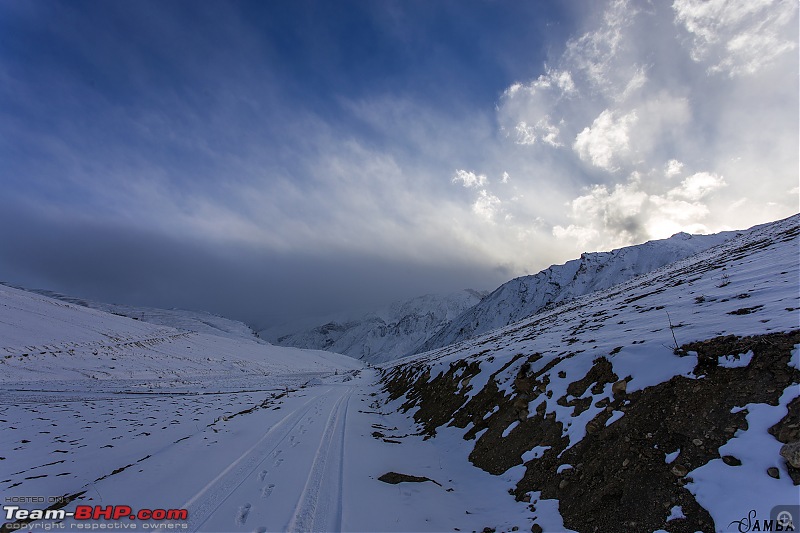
[181,382,355,532]
[3,369,533,532]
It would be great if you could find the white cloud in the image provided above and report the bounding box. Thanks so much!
[573,109,638,171]
[665,159,684,177]
[565,0,641,97]
[472,190,502,221]
[673,0,798,76]
[553,171,727,250]
[532,68,577,96]
[514,118,563,147]
[501,172,510,184]
[667,172,726,202]
[452,169,488,188]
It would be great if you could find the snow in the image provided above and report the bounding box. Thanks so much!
[610,344,698,393]
[605,410,624,426]
[1,214,798,532]
[667,505,686,521]
[686,385,800,530]
[557,464,573,474]
[418,229,736,354]
[3,283,264,343]
[665,449,681,464]
[522,446,551,462]
[790,344,800,369]
[0,284,538,532]
[380,214,799,531]
[502,420,520,438]
[527,492,577,533]
[717,350,753,368]
[261,289,487,363]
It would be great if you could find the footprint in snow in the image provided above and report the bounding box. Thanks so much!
[235,503,251,525]
[258,470,268,481]
[260,484,274,498]
[254,527,267,533]
[274,458,283,468]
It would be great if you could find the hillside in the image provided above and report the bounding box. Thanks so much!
[416,230,736,355]
[380,214,800,532]
[262,289,487,363]
[0,283,359,382]
[1,284,262,343]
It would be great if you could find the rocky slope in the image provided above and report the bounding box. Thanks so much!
[261,289,487,363]
[379,214,800,532]
[416,230,737,355]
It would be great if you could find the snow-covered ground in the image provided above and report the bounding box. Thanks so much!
[382,214,800,532]
[416,229,736,354]
[1,215,798,533]
[0,285,530,532]
[2,283,264,343]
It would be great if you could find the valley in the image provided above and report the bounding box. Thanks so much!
[1,215,798,533]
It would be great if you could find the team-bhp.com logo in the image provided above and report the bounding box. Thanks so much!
[2,505,188,530]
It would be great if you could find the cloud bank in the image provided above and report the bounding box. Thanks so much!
[0,0,796,323]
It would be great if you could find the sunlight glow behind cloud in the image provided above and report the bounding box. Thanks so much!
[0,0,796,321]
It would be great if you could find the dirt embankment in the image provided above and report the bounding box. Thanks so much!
[382,331,800,533]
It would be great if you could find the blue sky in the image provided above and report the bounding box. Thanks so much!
[1,0,797,326]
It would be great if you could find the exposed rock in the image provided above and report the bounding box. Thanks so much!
[377,471,442,486]
[722,455,742,466]
[780,441,800,468]
[767,467,780,479]
[671,464,689,477]
[383,330,800,533]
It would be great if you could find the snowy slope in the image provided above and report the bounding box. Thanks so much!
[262,289,486,363]
[1,284,262,343]
[417,230,736,354]
[381,214,800,532]
[1,216,797,533]
[0,285,531,533]
[0,283,360,382]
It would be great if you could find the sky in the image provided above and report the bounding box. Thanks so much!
[1,0,797,327]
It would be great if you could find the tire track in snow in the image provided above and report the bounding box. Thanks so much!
[182,391,325,531]
[286,388,352,533]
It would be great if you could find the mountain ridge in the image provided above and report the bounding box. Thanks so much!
[414,229,737,355]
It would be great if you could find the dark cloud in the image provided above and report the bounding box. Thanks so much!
[0,0,796,326]
[0,203,508,327]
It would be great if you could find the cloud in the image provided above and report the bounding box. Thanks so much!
[498,68,575,148]
[452,169,488,188]
[491,0,796,255]
[564,0,641,98]
[1,0,796,322]
[665,159,684,177]
[553,171,727,249]
[673,0,798,76]
[472,190,502,221]
[573,109,637,171]
[667,172,727,202]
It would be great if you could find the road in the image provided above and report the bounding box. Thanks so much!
[32,368,530,532]
[184,382,354,532]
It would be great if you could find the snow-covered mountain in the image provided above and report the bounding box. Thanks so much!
[380,213,800,532]
[416,229,736,354]
[0,283,359,382]
[1,215,797,533]
[261,289,487,363]
[0,283,262,343]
